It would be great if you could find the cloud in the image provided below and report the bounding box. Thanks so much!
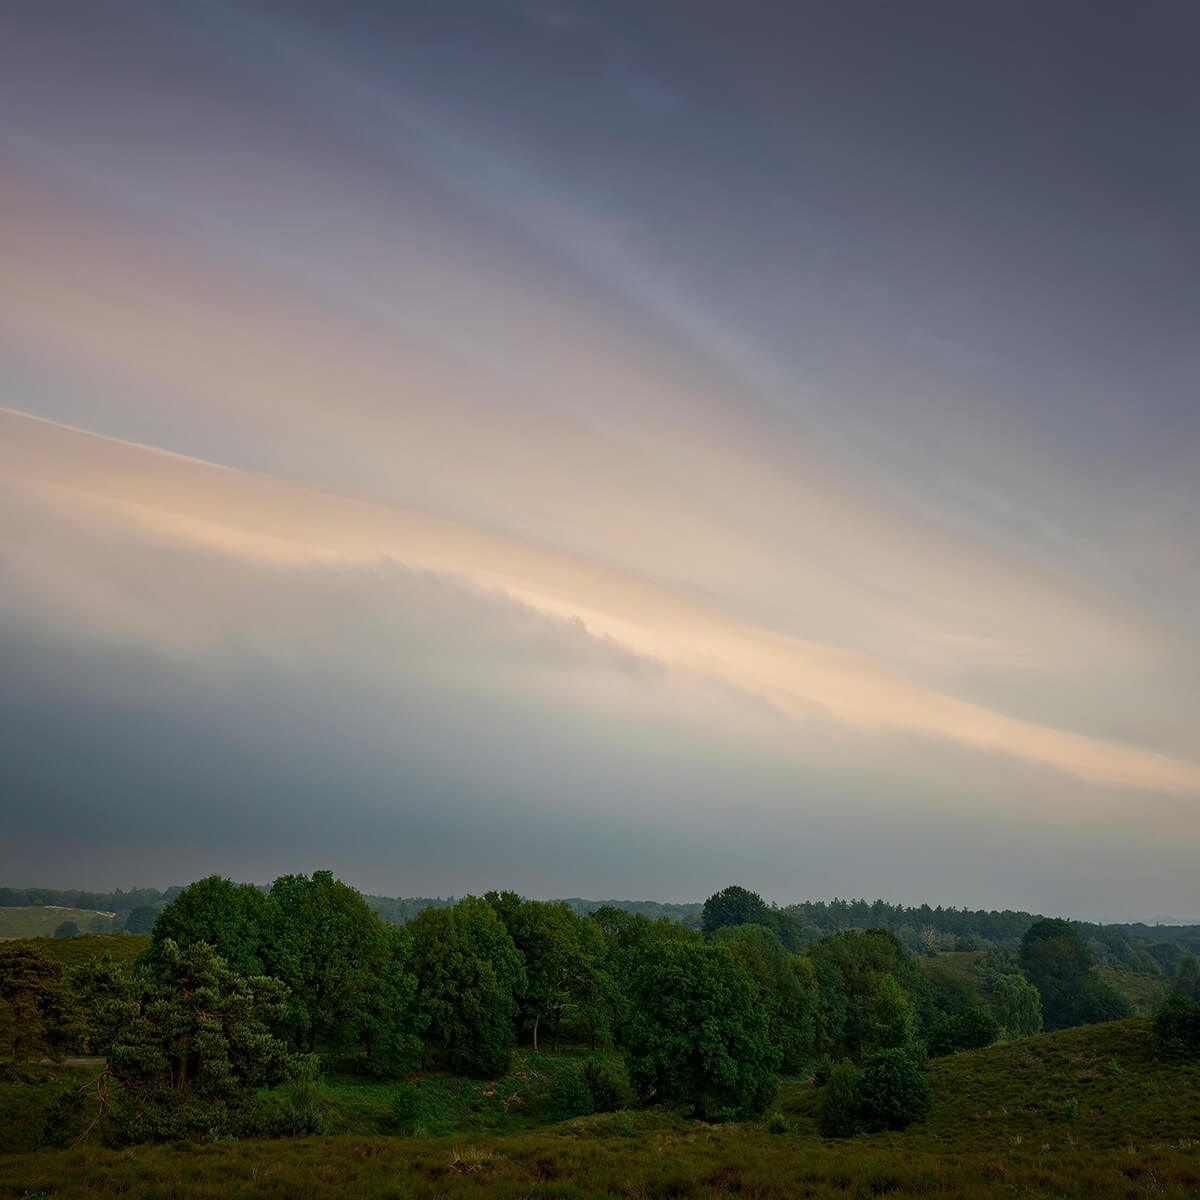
[4,407,1198,801]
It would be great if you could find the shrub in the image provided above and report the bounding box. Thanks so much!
[544,1059,594,1121]
[819,1060,860,1138]
[581,1058,630,1113]
[275,1054,324,1136]
[1153,993,1200,1059]
[767,1110,790,1134]
[857,1048,932,1131]
[389,1082,425,1132]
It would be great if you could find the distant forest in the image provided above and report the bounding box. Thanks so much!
[3,885,1199,975]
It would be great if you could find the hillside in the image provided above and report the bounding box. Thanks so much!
[0,907,115,940]
[2,1018,1197,1197]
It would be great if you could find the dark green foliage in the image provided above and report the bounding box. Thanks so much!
[819,1059,860,1137]
[808,929,924,1060]
[990,971,1043,1037]
[1075,976,1135,1024]
[713,924,817,1072]
[927,1006,999,1056]
[544,1058,594,1121]
[407,896,525,1078]
[580,1056,630,1112]
[142,876,276,979]
[486,891,616,1052]
[857,1047,932,1130]
[273,1054,325,1135]
[1152,992,1200,1059]
[1019,919,1093,1030]
[53,921,79,939]
[702,886,799,949]
[624,941,779,1121]
[71,940,291,1143]
[122,905,161,935]
[0,946,75,1062]
[269,872,422,1074]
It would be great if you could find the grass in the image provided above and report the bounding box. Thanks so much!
[2,1020,1199,1197]
[0,910,115,941]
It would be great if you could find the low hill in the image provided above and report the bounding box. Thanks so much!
[0,907,115,940]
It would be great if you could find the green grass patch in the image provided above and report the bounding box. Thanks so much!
[0,910,116,940]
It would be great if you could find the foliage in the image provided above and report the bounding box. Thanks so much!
[580,1056,630,1112]
[544,1058,594,1121]
[486,892,616,1052]
[1152,992,1200,1059]
[53,921,79,939]
[624,941,779,1121]
[702,886,799,950]
[818,1059,860,1137]
[70,940,291,1143]
[1019,918,1094,1030]
[142,876,277,980]
[990,971,1043,1037]
[856,1048,932,1130]
[407,896,525,1078]
[927,1006,999,1057]
[713,923,816,1073]
[273,1054,325,1136]
[0,946,75,1062]
[270,872,422,1073]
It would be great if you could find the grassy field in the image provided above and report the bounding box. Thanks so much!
[2,1020,1198,1198]
[0,910,115,941]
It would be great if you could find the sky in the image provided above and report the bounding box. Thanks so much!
[2,1,1198,921]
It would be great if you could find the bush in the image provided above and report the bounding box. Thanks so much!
[581,1058,630,1113]
[928,1007,1000,1056]
[274,1054,324,1136]
[767,1110,790,1134]
[544,1059,594,1121]
[53,921,79,938]
[1153,993,1200,1060]
[389,1081,425,1132]
[857,1048,932,1131]
[819,1060,860,1138]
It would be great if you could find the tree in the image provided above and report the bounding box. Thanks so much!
[407,896,525,1077]
[0,945,75,1062]
[143,876,277,979]
[990,973,1043,1038]
[1152,993,1200,1060]
[870,973,919,1053]
[1019,919,1093,1030]
[819,1060,860,1137]
[624,941,778,1121]
[487,892,615,1052]
[856,1047,932,1130]
[269,871,421,1072]
[713,923,817,1073]
[71,941,291,1143]
[54,920,80,938]
[123,906,160,934]
[701,886,799,949]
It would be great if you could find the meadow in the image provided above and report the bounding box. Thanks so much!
[2,1019,1198,1199]
[0,911,114,942]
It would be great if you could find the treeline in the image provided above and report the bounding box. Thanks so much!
[6,877,1194,1148]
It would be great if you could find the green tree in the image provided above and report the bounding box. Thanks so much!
[713,923,816,1073]
[407,896,525,1077]
[71,941,291,1143]
[269,871,421,1072]
[487,892,615,1051]
[624,941,778,1121]
[857,1047,932,1130]
[702,886,798,949]
[0,945,75,1062]
[871,972,919,1053]
[1019,918,1093,1030]
[143,876,277,979]
[123,905,160,934]
[819,1059,860,1137]
[1152,993,1200,1060]
[54,920,80,938]
[990,972,1043,1038]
